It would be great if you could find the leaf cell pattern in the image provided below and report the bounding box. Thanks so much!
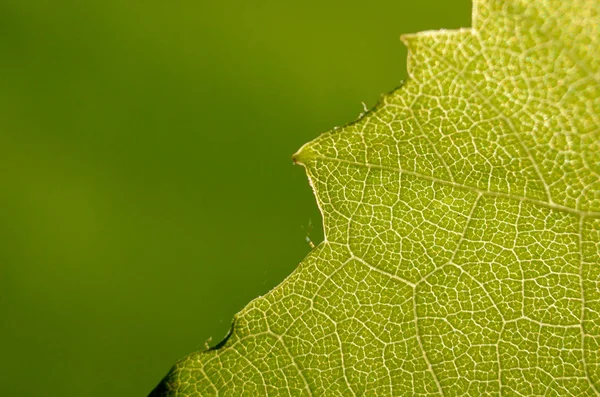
[152,0,600,395]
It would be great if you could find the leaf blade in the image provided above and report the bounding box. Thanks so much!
[153,0,600,395]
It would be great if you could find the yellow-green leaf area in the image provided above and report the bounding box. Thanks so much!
[152,0,600,395]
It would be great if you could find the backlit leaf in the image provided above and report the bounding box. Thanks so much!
[151,0,600,395]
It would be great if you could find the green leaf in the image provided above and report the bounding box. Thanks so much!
[152,0,600,395]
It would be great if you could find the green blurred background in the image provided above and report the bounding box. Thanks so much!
[0,1,470,395]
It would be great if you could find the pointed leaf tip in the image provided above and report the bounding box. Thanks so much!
[292,144,316,166]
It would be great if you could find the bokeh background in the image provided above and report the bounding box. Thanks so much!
[0,1,470,395]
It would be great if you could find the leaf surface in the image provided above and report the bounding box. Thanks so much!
[152,0,600,395]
